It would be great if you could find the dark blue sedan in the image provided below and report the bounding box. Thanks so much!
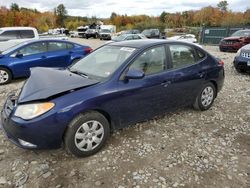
[234,44,250,73]
[1,40,224,157]
[0,39,92,84]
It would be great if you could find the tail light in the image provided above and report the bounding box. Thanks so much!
[218,60,224,66]
[84,47,93,54]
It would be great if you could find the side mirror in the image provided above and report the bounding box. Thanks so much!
[125,69,145,80]
[15,53,23,58]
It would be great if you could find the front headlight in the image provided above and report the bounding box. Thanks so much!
[14,102,55,120]
[236,49,241,57]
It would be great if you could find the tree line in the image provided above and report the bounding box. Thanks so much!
[0,1,249,33]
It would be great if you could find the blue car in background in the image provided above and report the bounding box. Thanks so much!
[1,40,224,157]
[0,39,92,84]
[234,44,250,73]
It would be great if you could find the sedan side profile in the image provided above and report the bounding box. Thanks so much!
[1,40,224,157]
[0,39,92,84]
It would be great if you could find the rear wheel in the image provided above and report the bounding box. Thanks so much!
[193,83,216,111]
[0,67,12,85]
[64,112,110,157]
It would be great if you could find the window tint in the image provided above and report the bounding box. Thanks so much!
[67,43,74,49]
[18,42,47,56]
[196,49,206,60]
[48,42,67,51]
[133,35,140,39]
[126,36,133,40]
[129,46,166,75]
[20,30,35,38]
[169,45,196,69]
[0,31,19,40]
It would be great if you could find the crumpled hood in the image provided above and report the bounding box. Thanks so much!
[18,67,99,103]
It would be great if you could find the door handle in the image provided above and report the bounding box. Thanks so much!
[69,51,73,54]
[198,71,205,78]
[161,81,171,87]
[41,55,47,59]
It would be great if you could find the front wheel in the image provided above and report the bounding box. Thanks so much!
[0,67,12,85]
[193,83,216,111]
[64,112,110,157]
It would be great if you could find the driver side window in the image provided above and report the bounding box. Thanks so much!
[17,42,47,56]
[129,46,166,75]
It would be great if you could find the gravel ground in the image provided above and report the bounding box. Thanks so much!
[0,39,249,188]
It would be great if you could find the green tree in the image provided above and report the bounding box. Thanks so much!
[10,3,19,11]
[160,11,169,23]
[55,4,67,27]
[217,1,228,12]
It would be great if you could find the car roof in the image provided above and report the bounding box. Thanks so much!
[22,39,73,44]
[108,39,195,48]
[0,27,36,31]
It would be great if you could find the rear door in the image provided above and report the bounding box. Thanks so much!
[165,43,206,107]
[46,41,73,67]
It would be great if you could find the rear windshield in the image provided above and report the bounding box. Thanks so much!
[231,30,250,37]
[101,29,111,33]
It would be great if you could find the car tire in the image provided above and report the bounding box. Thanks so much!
[0,67,12,85]
[235,66,245,73]
[193,82,216,111]
[64,111,110,157]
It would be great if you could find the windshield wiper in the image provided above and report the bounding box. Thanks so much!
[69,69,89,78]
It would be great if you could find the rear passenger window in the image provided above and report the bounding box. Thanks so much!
[0,31,19,40]
[169,45,196,69]
[20,30,35,38]
[48,42,67,51]
[196,49,206,60]
[67,43,74,49]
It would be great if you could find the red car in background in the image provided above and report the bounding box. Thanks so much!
[219,29,250,52]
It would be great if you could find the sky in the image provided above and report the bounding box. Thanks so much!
[0,0,248,18]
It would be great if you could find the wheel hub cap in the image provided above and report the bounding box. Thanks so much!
[74,120,104,151]
[201,86,214,107]
[0,70,9,84]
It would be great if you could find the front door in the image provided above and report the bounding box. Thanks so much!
[116,45,177,127]
[10,41,48,77]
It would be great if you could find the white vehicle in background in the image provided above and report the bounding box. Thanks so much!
[106,34,147,44]
[0,27,39,52]
[0,27,68,52]
[168,34,197,43]
[99,25,116,40]
[69,31,79,38]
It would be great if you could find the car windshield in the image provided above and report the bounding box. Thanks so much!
[69,45,136,81]
[112,35,127,41]
[142,30,150,35]
[231,30,250,37]
[1,41,30,55]
[101,29,111,33]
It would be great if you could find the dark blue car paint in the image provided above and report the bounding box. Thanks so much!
[0,39,90,79]
[233,44,250,72]
[1,40,225,150]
